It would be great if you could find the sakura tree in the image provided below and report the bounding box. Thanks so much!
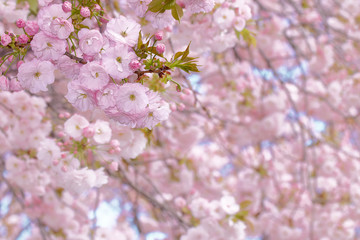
[0,0,359,239]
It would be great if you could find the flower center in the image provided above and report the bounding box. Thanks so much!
[129,94,136,101]
[34,72,41,78]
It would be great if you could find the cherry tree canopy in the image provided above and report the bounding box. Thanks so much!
[0,0,360,239]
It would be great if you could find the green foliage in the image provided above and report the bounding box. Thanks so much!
[147,0,184,21]
[167,43,199,73]
[235,28,257,47]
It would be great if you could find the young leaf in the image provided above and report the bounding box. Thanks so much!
[171,4,183,22]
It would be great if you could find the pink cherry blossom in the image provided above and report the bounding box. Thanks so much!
[104,16,141,47]
[17,59,55,93]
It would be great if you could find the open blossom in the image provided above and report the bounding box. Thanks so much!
[93,120,112,144]
[17,59,55,93]
[104,16,141,47]
[64,114,90,139]
[77,62,109,91]
[37,4,72,38]
[61,167,108,195]
[49,17,74,39]
[31,31,67,61]
[102,44,137,80]
[24,21,39,35]
[116,83,149,114]
[183,0,214,14]
[78,29,104,56]
[65,81,97,111]
[220,195,239,215]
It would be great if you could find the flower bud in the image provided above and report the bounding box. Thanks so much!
[1,34,11,46]
[155,31,163,41]
[129,59,141,71]
[109,161,118,171]
[80,6,91,18]
[178,103,185,111]
[62,1,72,13]
[94,4,101,11]
[24,21,39,36]
[156,43,166,54]
[82,126,95,138]
[17,34,29,44]
[16,18,26,28]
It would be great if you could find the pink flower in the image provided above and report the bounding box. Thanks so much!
[93,120,112,144]
[65,81,97,111]
[102,45,137,80]
[64,114,89,139]
[115,83,149,114]
[0,75,9,91]
[17,34,29,44]
[16,18,26,28]
[155,31,163,41]
[31,31,67,61]
[183,0,214,14]
[78,29,104,56]
[104,16,141,47]
[1,34,11,46]
[49,17,74,39]
[24,21,39,36]
[62,1,72,13]
[77,62,109,91]
[129,59,141,71]
[80,6,91,18]
[17,59,55,93]
[156,43,166,54]
[37,4,72,37]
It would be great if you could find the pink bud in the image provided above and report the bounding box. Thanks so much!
[80,6,91,18]
[82,126,95,138]
[24,21,39,36]
[176,85,181,92]
[94,4,101,11]
[61,153,67,158]
[64,112,71,118]
[61,165,68,172]
[16,19,26,28]
[7,55,14,62]
[183,88,192,95]
[58,131,65,137]
[155,31,163,41]
[156,43,166,54]
[53,159,59,166]
[170,103,177,111]
[17,34,29,44]
[174,197,186,208]
[62,1,72,13]
[110,139,120,148]
[109,161,118,171]
[1,34,11,46]
[114,146,121,153]
[129,59,141,71]
[109,149,115,154]
[17,60,24,68]
[100,15,109,23]
[57,142,63,147]
[178,103,185,111]
[59,113,65,118]
[0,76,9,91]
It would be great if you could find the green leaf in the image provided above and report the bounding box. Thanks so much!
[181,43,190,60]
[240,28,257,47]
[18,0,38,13]
[240,200,252,210]
[171,4,183,22]
[137,31,143,50]
[148,0,165,13]
[163,0,176,10]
